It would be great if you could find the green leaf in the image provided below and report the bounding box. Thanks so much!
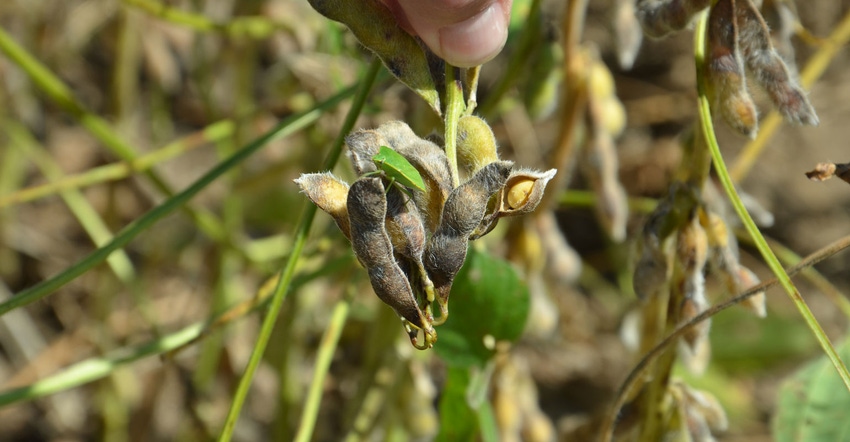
[774,337,850,441]
[436,367,478,442]
[434,248,530,367]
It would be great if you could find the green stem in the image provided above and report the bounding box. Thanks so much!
[693,13,850,391]
[444,65,464,188]
[216,59,381,441]
[293,295,352,442]
[0,83,357,318]
[0,323,205,406]
[0,25,228,244]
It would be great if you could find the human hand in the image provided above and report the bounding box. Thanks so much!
[380,0,513,68]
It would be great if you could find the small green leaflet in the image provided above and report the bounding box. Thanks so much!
[372,146,425,192]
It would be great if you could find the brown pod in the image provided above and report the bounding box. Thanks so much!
[637,0,712,38]
[385,188,437,304]
[294,172,351,240]
[424,161,513,314]
[374,121,453,234]
[613,0,644,69]
[736,0,818,125]
[347,178,432,334]
[707,0,759,138]
[345,129,385,176]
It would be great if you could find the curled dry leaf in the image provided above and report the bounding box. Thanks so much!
[294,172,351,239]
[806,162,850,185]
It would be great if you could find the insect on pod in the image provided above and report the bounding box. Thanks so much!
[371,145,426,195]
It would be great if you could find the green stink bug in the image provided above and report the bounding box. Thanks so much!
[371,145,426,193]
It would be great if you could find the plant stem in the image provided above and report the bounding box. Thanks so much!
[293,295,352,442]
[216,58,381,442]
[0,79,358,318]
[444,64,464,188]
[600,233,850,442]
[693,11,850,391]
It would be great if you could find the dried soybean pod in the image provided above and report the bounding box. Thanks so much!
[471,168,557,241]
[424,161,513,321]
[637,0,712,38]
[582,95,629,242]
[347,178,435,348]
[345,129,385,176]
[294,172,352,240]
[307,0,440,115]
[735,0,819,125]
[385,188,436,303]
[707,0,759,138]
[442,161,513,237]
[613,0,643,69]
[378,121,454,233]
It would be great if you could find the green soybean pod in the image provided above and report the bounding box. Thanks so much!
[372,145,426,193]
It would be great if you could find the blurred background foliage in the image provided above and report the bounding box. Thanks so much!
[1,0,850,441]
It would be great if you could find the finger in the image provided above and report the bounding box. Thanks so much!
[382,0,512,68]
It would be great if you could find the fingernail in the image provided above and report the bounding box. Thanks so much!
[438,4,508,68]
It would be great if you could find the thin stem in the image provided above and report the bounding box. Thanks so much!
[0,25,229,244]
[694,12,850,393]
[0,82,357,318]
[0,120,235,209]
[216,59,381,442]
[293,295,352,442]
[444,64,464,188]
[121,0,283,39]
[536,0,589,214]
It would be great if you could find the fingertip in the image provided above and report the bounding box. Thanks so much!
[437,3,510,67]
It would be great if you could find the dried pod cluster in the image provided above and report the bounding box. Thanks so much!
[297,121,556,349]
[583,54,630,242]
[637,0,818,137]
[633,183,768,374]
[667,380,729,440]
